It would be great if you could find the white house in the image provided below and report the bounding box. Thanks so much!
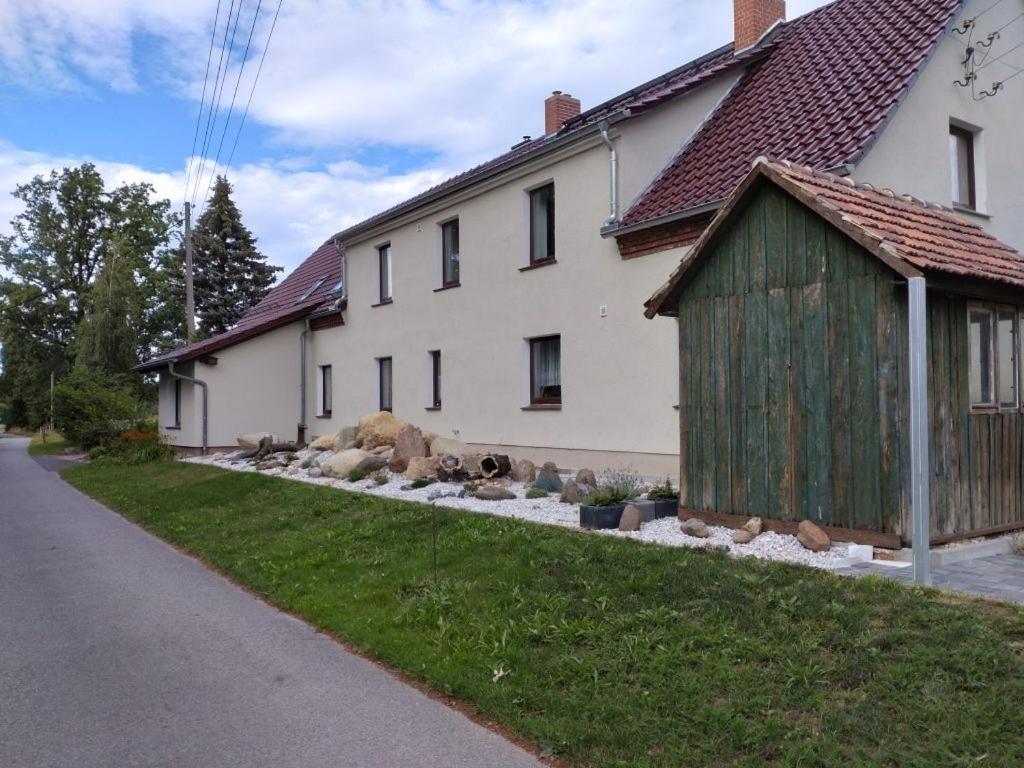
[140,0,1024,475]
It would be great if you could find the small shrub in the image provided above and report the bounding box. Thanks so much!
[526,487,549,500]
[347,467,368,483]
[1013,534,1024,556]
[647,478,679,502]
[463,481,480,493]
[583,469,642,506]
[89,433,173,465]
[409,477,433,489]
[372,469,390,486]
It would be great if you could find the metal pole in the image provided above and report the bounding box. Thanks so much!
[184,202,196,341]
[908,276,931,586]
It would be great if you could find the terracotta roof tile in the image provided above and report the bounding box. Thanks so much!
[622,0,963,228]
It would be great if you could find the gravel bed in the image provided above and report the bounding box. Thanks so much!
[184,452,867,570]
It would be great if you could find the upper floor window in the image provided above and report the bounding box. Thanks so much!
[529,335,561,406]
[441,219,460,288]
[950,124,977,210]
[529,183,556,264]
[377,244,393,304]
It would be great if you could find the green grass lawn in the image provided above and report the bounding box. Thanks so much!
[63,461,1024,767]
[27,430,73,456]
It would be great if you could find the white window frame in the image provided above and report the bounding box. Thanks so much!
[438,218,460,289]
[968,304,997,410]
[376,243,393,304]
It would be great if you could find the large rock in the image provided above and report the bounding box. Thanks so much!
[309,434,337,451]
[238,432,273,449]
[338,426,359,447]
[356,454,389,473]
[797,520,831,552]
[680,518,710,538]
[356,411,405,449]
[743,517,764,536]
[511,458,537,483]
[560,480,580,504]
[533,462,563,493]
[474,485,516,501]
[732,529,756,545]
[575,468,598,487]
[619,504,643,531]
[390,424,428,473]
[321,449,372,479]
[405,455,441,482]
[428,435,472,458]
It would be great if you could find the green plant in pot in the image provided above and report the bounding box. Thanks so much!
[646,478,680,518]
[579,470,640,530]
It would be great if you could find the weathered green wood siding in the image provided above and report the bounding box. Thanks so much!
[923,292,1024,540]
[676,184,907,535]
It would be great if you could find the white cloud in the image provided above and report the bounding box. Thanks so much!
[0,141,448,272]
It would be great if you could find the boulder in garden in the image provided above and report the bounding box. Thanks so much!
[575,468,597,487]
[680,518,710,538]
[473,485,516,501]
[321,449,372,479]
[511,459,537,483]
[619,504,643,531]
[732,529,756,545]
[559,480,580,504]
[309,434,337,451]
[797,520,831,552]
[356,411,405,449]
[405,456,441,481]
[237,432,274,449]
[390,424,428,473]
[743,517,763,536]
[533,462,563,493]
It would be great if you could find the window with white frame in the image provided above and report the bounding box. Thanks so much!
[440,219,460,287]
[529,335,561,405]
[968,304,1019,410]
[377,244,393,304]
[378,357,393,412]
[318,364,333,417]
[528,183,555,264]
[950,124,977,210]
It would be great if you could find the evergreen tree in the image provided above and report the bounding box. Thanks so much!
[189,176,280,336]
[75,239,140,375]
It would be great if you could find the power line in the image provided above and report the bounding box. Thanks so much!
[225,0,284,173]
[978,40,1024,70]
[190,0,243,208]
[193,0,265,218]
[975,0,1011,21]
[183,0,224,208]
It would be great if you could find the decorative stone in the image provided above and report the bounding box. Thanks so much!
[309,434,337,451]
[680,518,710,538]
[533,463,563,493]
[473,485,516,501]
[511,459,537,483]
[428,435,472,458]
[559,480,580,504]
[255,460,282,471]
[575,468,597,487]
[356,411,405,449]
[356,454,389,473]
[338,426,358,447]
[405,455,441,481]
[307,467,323,478]
[797,520,831,552]
[743,517,763,536]
[618,504,643,531]
[237,432,273,449]
[732,529,756,544]
[389,424,428,473]
[321,448,372,479]
[372,445,391,455]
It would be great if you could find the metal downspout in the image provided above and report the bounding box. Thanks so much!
[168,361,208,455]
[908,276,931,585]
[298,318,311,444]
[598,121,618,226]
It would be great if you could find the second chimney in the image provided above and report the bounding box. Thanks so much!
[734,0,785,51]
[545,91,581,135]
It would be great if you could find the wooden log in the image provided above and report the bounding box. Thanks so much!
[478,454,511,479]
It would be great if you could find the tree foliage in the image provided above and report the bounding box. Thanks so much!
[52,368,140,449]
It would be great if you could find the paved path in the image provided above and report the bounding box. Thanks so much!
[0,436,543,768]
[841,554,1024,604]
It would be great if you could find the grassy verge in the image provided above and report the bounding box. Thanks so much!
[28,430,73,456]
[63,460,1024,767]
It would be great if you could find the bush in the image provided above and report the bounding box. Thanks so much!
[582,469,641,507]
[89,436,174,465]
[526,487,549,499]
[53,369,141,449]
[647,478,679,501]
[347,467,368,483]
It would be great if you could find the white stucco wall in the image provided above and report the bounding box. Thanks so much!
[158,320,305,449]
[854,0,1024,251]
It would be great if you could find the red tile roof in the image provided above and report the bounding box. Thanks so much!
[137,241,344,371]
[622,0,964,229]
[645,159,1024,317]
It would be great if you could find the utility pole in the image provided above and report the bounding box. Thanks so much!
[184,202,196,340]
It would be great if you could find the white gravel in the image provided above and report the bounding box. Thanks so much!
[184,451,871,570]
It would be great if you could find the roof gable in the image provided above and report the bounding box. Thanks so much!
[623,0,963,230]
[645,158,1024,317]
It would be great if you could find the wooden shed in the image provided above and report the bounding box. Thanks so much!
[645,158,1024,549]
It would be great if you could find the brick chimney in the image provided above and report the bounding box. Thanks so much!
[734,0,785,51]
[544,91,581,135]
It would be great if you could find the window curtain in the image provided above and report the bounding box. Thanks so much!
[532,337,560,399]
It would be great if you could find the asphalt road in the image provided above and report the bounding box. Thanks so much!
[0,436,542,768]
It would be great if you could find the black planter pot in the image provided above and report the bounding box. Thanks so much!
[652,498,680,519]
[579,503,626,530]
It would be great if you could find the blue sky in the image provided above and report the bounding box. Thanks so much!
[0,0,832,272]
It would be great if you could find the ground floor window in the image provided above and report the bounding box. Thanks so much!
[429,350,441,409]
[969,303,1019,410]
[163,378,182,429]
[318,364,333,417]
[529,335,561,405]
[378,357,393,412]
